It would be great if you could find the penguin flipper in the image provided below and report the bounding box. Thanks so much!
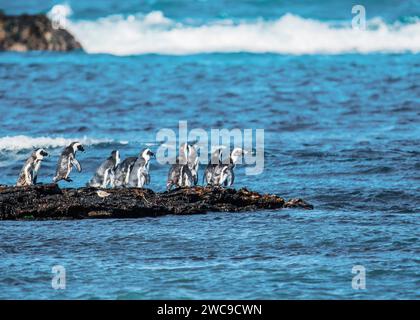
[71,158,82,172]
[227,169,235,186]
[193,172,198,185]
[203,166,210,185]
[184,166,194,187]
[230,172,235,186]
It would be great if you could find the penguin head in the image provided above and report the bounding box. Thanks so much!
[34,148,48,160]
[230,147,247,164]
[71,142,85,153]
[111,150,120,165]
[187,144,199,166]
[141,148,155,161]
[186,143,197,157]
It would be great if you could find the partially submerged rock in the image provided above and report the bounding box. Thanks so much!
[0,184,313,220]
[0,12,82,52]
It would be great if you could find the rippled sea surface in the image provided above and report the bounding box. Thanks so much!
[0,52,419,299]
[1,0,420,298]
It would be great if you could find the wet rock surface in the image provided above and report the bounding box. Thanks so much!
[0,184,313,220]
[0,12,82,52]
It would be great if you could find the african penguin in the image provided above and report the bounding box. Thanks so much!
[16,148,48,186]
[53,142,85,183]
[88,150,120,188]
[205,147,246,187]
[113,156,137,188]
[167,143,194,191]
[187,143,200,185]
[127,148,155,188]
[203,147,223,186]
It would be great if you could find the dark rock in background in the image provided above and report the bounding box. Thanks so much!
[0,12,82,51]
[0,184,313,220]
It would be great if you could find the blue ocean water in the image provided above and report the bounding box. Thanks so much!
[0,0,419,299]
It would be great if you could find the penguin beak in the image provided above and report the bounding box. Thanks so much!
[150,151,155,158]
[41,151,49,157]
[78,146,85,152]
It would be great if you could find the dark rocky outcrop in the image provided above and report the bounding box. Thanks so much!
[0,184,313,220]
[0,12,82,51]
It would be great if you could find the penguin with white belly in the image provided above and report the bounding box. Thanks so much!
[53,141,85,183]
[88,150,120,188]
[16,148,49,186]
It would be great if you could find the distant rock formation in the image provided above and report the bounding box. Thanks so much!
[0,11,82,51]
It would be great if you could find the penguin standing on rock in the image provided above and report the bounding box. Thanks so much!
[113,156,137,188]
[219,147,247,187]
[127,148,155,188]
[16,148,49,186]
[167,143,194,191]
[88,150,120,188]
[113,148,155,188]
[187,143,199,185]
[204,147,246,187]
[53,142,85,183]
[203,147,223,186]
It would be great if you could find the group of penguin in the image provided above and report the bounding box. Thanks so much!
[16,141,247,190]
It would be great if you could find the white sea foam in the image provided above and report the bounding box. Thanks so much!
[0,135,122,151]
[52,6,420,55]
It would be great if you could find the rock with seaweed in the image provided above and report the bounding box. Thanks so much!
[0,184,313,220]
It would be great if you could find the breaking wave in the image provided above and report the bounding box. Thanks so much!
[0,135,126,151]
[50,4,420,55]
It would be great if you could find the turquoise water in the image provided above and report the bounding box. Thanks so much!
[0,0,419,299]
